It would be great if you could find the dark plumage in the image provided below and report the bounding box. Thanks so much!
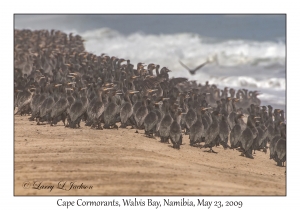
[230,114,246,149]
[119,90,138,128]
[103,90,120,129]
[134,96,148,131]
[15,88,33,115]
[144,106,158,138]
[38,90,55,124]
[252,122,268,153]
[185,108,197,135]
[169,109,183,149]
[189,107,206,146]
[50,91,69,126]
[239,115,259,159]
[271,122,286,166]
[86,87,107,129]
[67,90,85,128]
[201,111,221,153]
[159,101,173,143]
[274,138,286,166]
[218,113,230,149]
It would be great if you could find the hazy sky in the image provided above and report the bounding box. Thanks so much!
[15,14,286,41]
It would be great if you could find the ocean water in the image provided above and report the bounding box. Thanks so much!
[14,14,286,111]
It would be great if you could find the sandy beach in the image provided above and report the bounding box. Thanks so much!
[14,115,286,196]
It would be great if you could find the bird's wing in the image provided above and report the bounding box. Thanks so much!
[193,61,208,72]
[179,60,192,71]
[179,60,208,74]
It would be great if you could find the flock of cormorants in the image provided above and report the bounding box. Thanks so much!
[14,29,286,167]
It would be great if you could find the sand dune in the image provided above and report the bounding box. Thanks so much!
[14,115,286,195]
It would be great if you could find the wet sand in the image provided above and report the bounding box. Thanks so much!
[14,115,286,195]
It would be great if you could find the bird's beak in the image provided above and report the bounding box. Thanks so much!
[129,90,139,94]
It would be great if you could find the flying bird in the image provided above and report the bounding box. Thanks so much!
[179,60,209,75]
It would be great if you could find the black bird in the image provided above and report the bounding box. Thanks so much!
[134,95,149,131]
[50,86,69,126]
[252,121,268,154]
[274,138,286,167]
[131,92,143,126]
[184,107,197,135]
[179,60,209,75]
[37,85,58,124]
[15,86,34,115]
[144,101,158,138]
[270,136,281,161]
[228,98,240,130]
[218,112,231,149]
[271,122,286,166]
[31,85,48,121]
[28,87,41,121]
[86,87,109,129]
[239,115,259,159]
[201,111,221,153]
[169,109,183,149]
[189,107,206,146]
[159,100,173,143]
[67,88,85,128]
[230,114,246,149]
[103,89,121,129]
[153,101,163,137]
[119,90,139,128]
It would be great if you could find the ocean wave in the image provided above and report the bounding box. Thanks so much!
[81,28,286,68]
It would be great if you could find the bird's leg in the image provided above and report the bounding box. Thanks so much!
[119,123,126,128]
[245,150,254,159]
[113,124,118,130]
[97,122,103,130]
[155,131,160,137]
[211,148,218,154]
[263,147,267,154]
